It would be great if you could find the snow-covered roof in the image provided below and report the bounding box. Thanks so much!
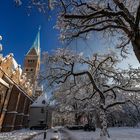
[19,67,22,75]
[2,53,22,75]
[11,55,22,75]
[31,93,48,107]
[12,57,18,70]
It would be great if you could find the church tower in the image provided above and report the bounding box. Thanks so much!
[23,28,41,89]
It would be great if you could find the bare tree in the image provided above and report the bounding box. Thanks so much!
[55,0,140,62]
[14,0,140,61]
[41,48,140,139]
[52,76,98,125]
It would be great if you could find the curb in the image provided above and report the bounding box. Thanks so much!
[23,131,45,140]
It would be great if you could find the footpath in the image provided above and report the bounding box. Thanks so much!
[0,129,44,140]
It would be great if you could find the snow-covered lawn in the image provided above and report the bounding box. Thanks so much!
[0,129,43,140]
[69,127,140,140]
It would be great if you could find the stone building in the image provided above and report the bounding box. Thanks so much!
[29,93,52,129]
[0,29,42,132]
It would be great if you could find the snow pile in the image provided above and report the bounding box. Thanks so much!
[0,129,42,140]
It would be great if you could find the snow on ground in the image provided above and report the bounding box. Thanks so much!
[0,129,43,140]
[1,127,140,140]
[108,127,140,140]
[32,127,140,140]
[32,129,64,140]
[68,127,140,140]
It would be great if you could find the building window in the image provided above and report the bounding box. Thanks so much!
[42,100,46,104]
[41,108,44,113]
[28,60,35,63]
[26,69,28,71]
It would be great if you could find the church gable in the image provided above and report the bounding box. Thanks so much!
[0,54,16,77]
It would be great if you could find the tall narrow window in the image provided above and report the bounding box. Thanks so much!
[0,84,8,113]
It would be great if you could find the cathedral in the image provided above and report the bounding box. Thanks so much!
[0,28,43,132]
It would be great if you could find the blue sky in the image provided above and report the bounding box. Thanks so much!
[0,1,139,69]
[0,1,60,66]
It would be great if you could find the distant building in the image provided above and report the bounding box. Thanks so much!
[0,28,43,132]
[29,94,52,129]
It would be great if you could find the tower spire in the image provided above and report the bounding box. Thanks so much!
[27,27,41,56]
[23,27,41,96]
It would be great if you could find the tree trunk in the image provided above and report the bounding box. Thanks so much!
[99,106,109,140]
[75,113,81,125]
[87,112,92,124]
[132,37,140,63]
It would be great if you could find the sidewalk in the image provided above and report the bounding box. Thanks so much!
[0,129,44,140]
[23,131,44,140]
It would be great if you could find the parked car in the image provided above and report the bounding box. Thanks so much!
[50,129,61,140]
[30,124,47,130]
[84,123,96,131]
[66,125,84,130]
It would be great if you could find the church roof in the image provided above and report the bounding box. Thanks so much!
[26,27,41,56]
[31,93,48,107]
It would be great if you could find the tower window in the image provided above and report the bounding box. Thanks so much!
[28,60,35,63]
[31,69,33,71]
[26,69,28,71]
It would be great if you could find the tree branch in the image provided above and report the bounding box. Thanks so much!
[112,0,135,28]
[135,2,140,32]
[74,91,97,101]
[72,25,130,38]
[106,100,130,110]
